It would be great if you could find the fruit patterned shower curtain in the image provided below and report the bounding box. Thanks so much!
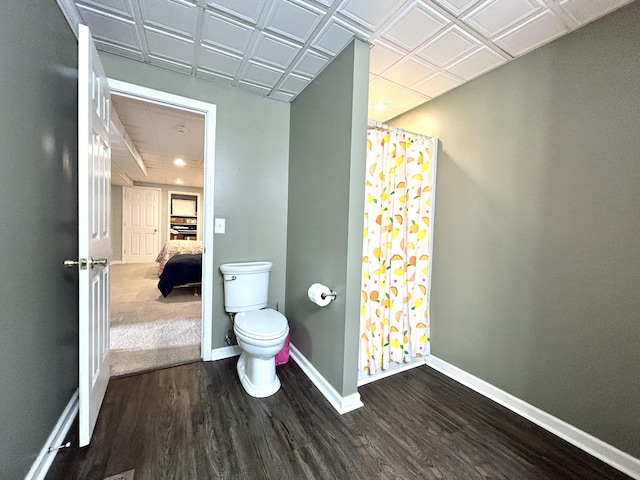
[360,127,437,377]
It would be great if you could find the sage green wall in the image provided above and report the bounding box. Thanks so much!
[111,183,203,262]
[286,39,369,396]
[101,53,290,349]
[0,2,79,477]
[392,2,640,457]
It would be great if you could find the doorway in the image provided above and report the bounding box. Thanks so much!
[108,79,216,371]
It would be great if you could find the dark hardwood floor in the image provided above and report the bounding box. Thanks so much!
[46,358,630,480]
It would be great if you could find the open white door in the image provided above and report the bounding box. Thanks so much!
[78,24,111,447]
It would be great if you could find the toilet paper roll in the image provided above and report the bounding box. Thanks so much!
[307,283,332,307]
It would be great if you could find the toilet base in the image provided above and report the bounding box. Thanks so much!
[237,352,281,398]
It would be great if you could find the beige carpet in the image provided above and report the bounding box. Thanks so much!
[110,262,201,377]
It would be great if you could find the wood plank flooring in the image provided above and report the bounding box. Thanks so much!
[46,358,631,479]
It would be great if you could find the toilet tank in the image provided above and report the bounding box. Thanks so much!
[220,261,273,312]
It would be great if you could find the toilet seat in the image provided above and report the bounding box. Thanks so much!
[234,309,288,340]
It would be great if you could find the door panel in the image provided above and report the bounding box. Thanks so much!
[123,186,160,262]
[78,24,111,447]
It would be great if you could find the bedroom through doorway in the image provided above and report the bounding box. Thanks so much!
[107,82,216,377]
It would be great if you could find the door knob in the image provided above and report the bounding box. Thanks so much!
[90,257,108,268]
[64,258,88,270]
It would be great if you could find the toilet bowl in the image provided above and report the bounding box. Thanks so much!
[220,261,289,398]
[233,309,289,397]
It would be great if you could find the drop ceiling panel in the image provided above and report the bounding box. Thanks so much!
[144,27,194,65]
[339,0,405,32]
[205,0,268,24]
[369,78,429,112]
[369,105,403,123]
[559,0,631,24]
[94,39,145,61]
[197,44,243,78]
[369,41,405,75]
[293,49,331,77]
[238,80,273,95]
[495,9,568,57]
[382,58,436,86]
[252,32,302,69]
[196,67,232,82]
[137,0,199,37]
[388,88,430,112]
[416,26,480,67]
[380,2,448,51]
[264,0,326,43]
[432,0,481,16]
[68,0,634,128]
[279,73,311,95]
[243,61,285,88]
[464,0,543,38]
[149,55,192,75]
[76,4,140,49]
[200,11,255,55]
[446,46,507,81]
[78,0,135,17]
[413,72,462,97]
[312,18,361,56]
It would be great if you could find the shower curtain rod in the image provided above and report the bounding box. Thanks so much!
[367,120,432,140]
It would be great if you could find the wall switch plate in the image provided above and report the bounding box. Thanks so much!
[214,218,226,234]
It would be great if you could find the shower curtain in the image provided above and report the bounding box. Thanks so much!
[359,126,437,377]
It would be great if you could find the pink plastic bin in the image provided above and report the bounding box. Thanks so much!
[275,332,290,366]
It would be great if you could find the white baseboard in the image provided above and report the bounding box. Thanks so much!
[425,355,640,480]
[357,357,427,386]
[289,344,363,415]
[210,343,364,414]
[210,345,241,361]
[25,390,79,480]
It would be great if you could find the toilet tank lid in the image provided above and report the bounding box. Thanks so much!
[220,261,272,275]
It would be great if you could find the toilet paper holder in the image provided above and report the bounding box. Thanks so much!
[308,283,337,307]
[321,290,337,300]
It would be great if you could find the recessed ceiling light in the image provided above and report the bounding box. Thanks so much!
[173,158,186,166]
[374,103,387,110]
[175,178,184,185]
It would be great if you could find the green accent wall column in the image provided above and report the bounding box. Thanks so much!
[393,2,640,458]
[0,2,79,477]
[286,39,370,397]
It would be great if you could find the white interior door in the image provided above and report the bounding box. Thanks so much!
[78,24,111,447]
[122,186,160,263]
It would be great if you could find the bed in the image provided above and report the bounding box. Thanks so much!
[157,253,202,297]
[155,240,204,297]
[155,240,203,275]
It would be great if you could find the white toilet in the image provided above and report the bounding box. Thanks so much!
[219,261,289,398]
